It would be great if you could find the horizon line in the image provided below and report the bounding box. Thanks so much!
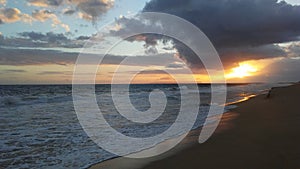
[0,82,294,86]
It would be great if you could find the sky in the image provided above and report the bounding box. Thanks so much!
[0,0,300,84]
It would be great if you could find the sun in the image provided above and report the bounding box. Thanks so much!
[226,63,258,79]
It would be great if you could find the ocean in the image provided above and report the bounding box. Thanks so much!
[0,83,289,168]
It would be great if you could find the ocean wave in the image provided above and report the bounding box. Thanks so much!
[0,96,22,106]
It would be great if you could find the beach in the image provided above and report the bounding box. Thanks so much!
[90,83,300,169]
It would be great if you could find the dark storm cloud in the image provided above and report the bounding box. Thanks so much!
[110,0,300,69]
[143,0,300,48]
[219,44,288,67]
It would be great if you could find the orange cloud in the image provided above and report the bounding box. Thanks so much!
[32,9,70,31]
[0,0,6,6]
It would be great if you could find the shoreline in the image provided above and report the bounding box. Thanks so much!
[89,83,299,169]
[87,109,239,169]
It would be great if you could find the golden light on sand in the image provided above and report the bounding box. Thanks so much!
[226,63,258,79]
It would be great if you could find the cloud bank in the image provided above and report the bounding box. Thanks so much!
[0,31,87,48]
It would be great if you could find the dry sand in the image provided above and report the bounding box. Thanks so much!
[90,84,300,169]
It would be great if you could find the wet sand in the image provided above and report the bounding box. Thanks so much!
[90,84,300,169]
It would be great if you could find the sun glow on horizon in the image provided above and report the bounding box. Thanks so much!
[226,63,258,79]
